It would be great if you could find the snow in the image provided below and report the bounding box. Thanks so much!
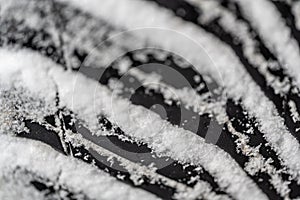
[0,134,160,200]
[234,0,300,89]
[124,66,222,116]
[293,1,300,31]
[56,0,300,191]
[2,0,300,198]
[190,0,292,96]
[0,48,266,200]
